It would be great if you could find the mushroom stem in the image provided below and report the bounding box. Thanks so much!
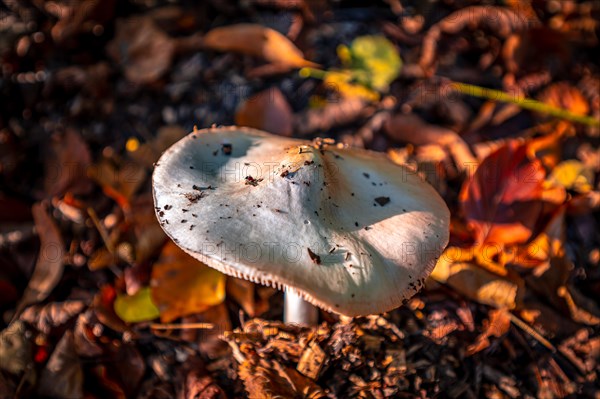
[284,289,318,326]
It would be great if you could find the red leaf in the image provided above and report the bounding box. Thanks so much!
[460,140,564,246]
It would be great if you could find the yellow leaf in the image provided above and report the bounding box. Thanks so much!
[151,242,225,322]
[114,287,160,323]
[546,160,594,193]
[432,252,524,309]
[323,71,380,102]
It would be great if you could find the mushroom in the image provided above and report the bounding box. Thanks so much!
[152,126,450,324]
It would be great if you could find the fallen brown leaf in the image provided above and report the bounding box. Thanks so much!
[419,6,533,73]
[103,342,146,397]
[107,15,176,84]
[37,331,84,399]
[466,308,511,356]
[431,259,524,309]
[514,206,566,273]
[293,97,371,136]
[177,356,226,399]
[0,321,32,376]
[92,285,132,333]
[43,129,93,198]
[384,113,476,172]
[526,123,570,171]
[47,0,115,43]
[130,194,167,266]
[226,278,273,318]
[151,242,225,323]
[238,356,326,399]
[235,87,293,137]
[20,300,86,335]
[14,202,65,318]
[88,154,147,212]
[202,23,318,69]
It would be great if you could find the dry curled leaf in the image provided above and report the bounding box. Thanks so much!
[15,203,65,317]
[43,129,93,198]
[88,154,147,212]
[92,285,131,333]
[238,357,326,399]
[523,209,571,299]
[37,331,84,399]
[235,87,293,137]
[384,113,476,172]
[177,356,226,399]
[466,308,511,355]
[47,0,115,43]
[431,256,524,309]
[202,24,318,69]
[226,278,274,318]
[107,15,175,84]
[20,300,86,335]
[518,209,599,327]
[151,242,225,323]
[538,83,590,116]
[293,98,371,136]
[0,321,32,376]
[460,140,565,247]
[131,194,168,265]
[420,6,535,72]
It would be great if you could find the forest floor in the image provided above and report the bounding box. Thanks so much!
[0,1,599,398]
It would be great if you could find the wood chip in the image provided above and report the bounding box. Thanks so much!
[297,340,327,380]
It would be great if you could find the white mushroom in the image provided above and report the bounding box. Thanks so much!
[152,126,450,322]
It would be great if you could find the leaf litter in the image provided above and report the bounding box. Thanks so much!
[0,0,599,397]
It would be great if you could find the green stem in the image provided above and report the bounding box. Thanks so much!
[299,67,329,80]
[451,82,599,127]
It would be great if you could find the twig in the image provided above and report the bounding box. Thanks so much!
[508,313,556,353]
[150,322,215,330]
[87,207,123,277]
[87,207,114,254]
[451,82,600,127]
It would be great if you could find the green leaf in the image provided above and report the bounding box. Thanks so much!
[347,36,402,91]
[299,36,402,100]
[114,287,160,323]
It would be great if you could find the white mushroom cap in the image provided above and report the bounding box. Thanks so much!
[152,126,450,316]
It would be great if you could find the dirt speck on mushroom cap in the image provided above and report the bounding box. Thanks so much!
[152,126,450,316]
